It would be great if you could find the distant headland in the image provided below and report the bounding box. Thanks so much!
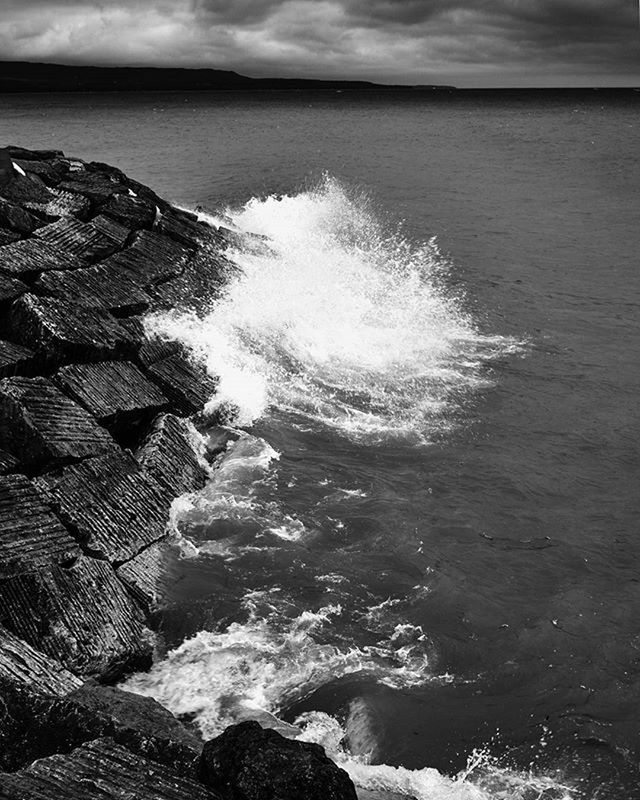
[0,61,455,94]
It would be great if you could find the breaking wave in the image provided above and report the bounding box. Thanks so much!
[148,176,520,443]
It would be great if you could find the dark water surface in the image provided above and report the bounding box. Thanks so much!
[2,91,639,798]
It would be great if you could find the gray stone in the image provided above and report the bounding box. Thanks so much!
[55,361,169,434]
[147,352,217,415]
[34,450,170,564]
[0,625,82,696]
[101,192,156,230]
[33,214,130,264]
[0,339,35,378]
[0,376,117,470]
[0,555,151,678]
[0,238,83,277]
[0,473,80,578]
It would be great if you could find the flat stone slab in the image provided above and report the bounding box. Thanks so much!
[34,262,152,314]
[0,473,80,578]
[35,450,170,564]
[0,625,82,696]
[0,339,35,378]
[156,207,211,249]
[0,738,219,800]
[0,556,151,678]
[147,353,217,415]
[25,187,91,221]
[7,294,139,365]
[58,170,129,204]
[136,413,208,500]
[0,227,21,246]
[33,215,130,264]
[116,539,170,609]
[55,361,169,433]
[13,158,70,187]
[0,376,117,470]
[101,192,156,230]
[0,238,83,276]
[102,229,190,286]
[148,245,235,311]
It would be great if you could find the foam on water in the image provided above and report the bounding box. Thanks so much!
[148,177,519,443]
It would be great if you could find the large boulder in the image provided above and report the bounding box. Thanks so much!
[199,721,357,800]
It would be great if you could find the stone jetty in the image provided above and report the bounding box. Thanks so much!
[0,147,357,799]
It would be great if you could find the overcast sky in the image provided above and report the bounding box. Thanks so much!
[0,0,638,87]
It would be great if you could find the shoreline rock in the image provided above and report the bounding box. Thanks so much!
[0,144,358,799]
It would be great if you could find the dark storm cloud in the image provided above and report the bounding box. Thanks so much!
[0,0,638,86]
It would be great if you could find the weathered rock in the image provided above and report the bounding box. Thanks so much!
[0,169,55,205]
[101,192,156,230]
[148,247,231,311]
[0,473,80,578]
[136,413,208,499]
[116,538,171,608]
[138,335,184,366]
[58,170,129,205]
[34,262,152,314]
[55,361,169,434]
[33,214,130,263]
[4,146,65,162]
[0,196,39,234]
[0,339,35,377]
[102,229,190,285]
[0,274,27,305]
[34,450,170,564]
[0,678,200,775]
[25,187,91,221]
[199,721,358,800]
[0,625,82,696]
[0,238,83,277]
[13,158,70,187]
[0,148,15,185]
[0,376,118,470]
[147,352,217,415]
[0,227,21,246]
[7,294,139,365]
[0,449,19,474]
[0,555,151,678]
[0,738,219,800]
[156,207,222,250]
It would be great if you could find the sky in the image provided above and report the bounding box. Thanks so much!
[0,0,638,87]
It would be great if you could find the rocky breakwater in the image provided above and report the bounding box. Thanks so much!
[0,146,358,799]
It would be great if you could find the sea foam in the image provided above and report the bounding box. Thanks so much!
[148,177,519,443]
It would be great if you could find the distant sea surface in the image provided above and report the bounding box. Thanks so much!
[3,91,639,799]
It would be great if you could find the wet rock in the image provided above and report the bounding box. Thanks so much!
[102,229,190,285]
[34,262,152,315]
[0,169,55,205]
[25,187,91,221]
[0,148,15,185]
[0,737,220,800]
[0,450,19,474]
[138,335,185,366]
[33,214,130,264]
[0,625,82,695]
[13,158,70,187]
[101,192,156,230]
[0,238,83,277]
[0,339,36,377]
[0,376,118,470]
[7,294,139,365]
[0,227,21,246]
[0,555,152,679]
[149,246,232,311]
[199,721,358,800]
[55,361,169,436]
[116,538,172,608]
[58,170,129,205]
[0,197,39,234]
[0,678,201,775]
[35,450,170,564]
[0,473,80,578]
[136,413,208,499]
[156,207,213,249]
[147,352,217,415]
[4,146,65,162]
[0,274,27,305]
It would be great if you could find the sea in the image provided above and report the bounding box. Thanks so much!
[2,89,639,799]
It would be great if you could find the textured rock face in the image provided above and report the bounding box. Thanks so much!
[0,625,82,695]
[0,555,152,678]
[0,376,118,470]
[34,450,170,564]
[0,738,221,800]
[0,473,80,577]
[199,721,358,800]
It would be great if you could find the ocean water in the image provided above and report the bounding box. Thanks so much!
[2,90,639,798]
